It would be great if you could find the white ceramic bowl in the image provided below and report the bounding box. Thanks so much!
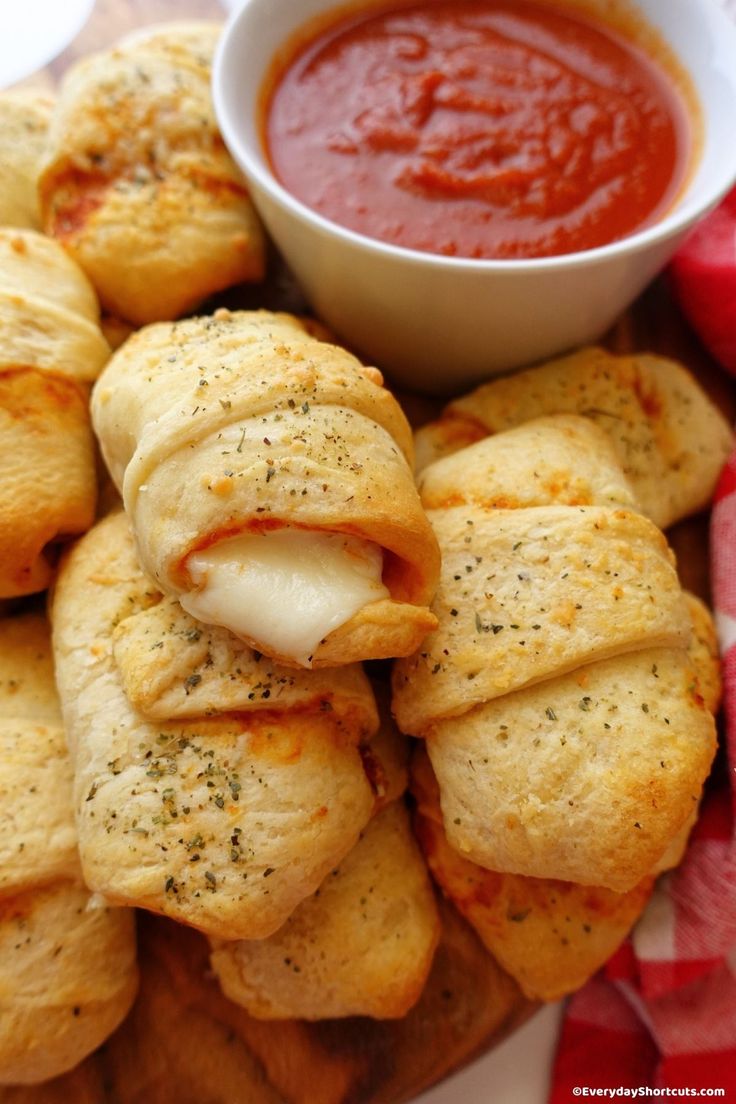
[214,0,736,394]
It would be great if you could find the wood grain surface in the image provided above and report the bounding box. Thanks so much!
[4,1,734,1101]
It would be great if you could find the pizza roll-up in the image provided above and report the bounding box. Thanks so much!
[40,22,264,326]
[0,90,53,230]
[410,747,652,1003]
[410,590,721,1001]
[52,511,398,941]
[414,346,734,529]
[393,417,717,892]
[211,800,440,1020]
[0,229,109,598]
[92,310,440,668]
[0,613,137,1085]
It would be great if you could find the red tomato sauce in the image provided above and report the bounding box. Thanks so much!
[264,0,692,259]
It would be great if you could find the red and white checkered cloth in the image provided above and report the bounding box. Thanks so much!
[550,234,736,1101]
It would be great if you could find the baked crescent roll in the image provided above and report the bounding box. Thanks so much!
[51,511,396,941]
[0,229,109,598]
[424,643,715,891]
[210,801,440,1020]
[393,418,717,891]
[91,310,440,668]
[412,594,721,997]
[0,613,137,1085]
[395,419,690,735]
[411,747,652,1003]
[39,22,265,325]
[417,413,639,513]
[0,89,53,230]
[414,347,733,529]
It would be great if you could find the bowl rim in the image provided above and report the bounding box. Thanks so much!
[213,0,736,275]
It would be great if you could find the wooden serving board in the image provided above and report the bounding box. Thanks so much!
[4,2,734,1101]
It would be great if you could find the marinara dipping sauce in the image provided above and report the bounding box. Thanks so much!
[264,0,692,259]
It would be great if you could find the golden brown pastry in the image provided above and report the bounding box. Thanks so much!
[0,89,53,230]
[411,589,722,999]
[396,419,691,734]
[417,413,638,513]
[0,612,137,1085]
[91,310,440,668]
[39,22,264,325]
[414,347,733,529]
[211,801,440,1020]
[393,418,717,892]
[51,511,398,941]
[411,747,652,1002]
[0,228,109,598]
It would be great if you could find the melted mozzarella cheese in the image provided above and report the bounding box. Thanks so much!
[181,528,389,665]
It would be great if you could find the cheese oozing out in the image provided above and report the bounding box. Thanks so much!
[181,528,390,665]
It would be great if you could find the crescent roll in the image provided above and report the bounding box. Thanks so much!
[39,22,264,325]
[51,511,397,941]
[0,228,109,597]
[393,418,717,892]
[210,801,440,1020]
[0,89,53,230]
[411,747,652,1003]
[0,613,137,1085]
[414,347,734,529]
[91,310,440,668]
[411,596,721,1001]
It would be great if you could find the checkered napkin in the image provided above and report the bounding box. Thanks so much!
[550,270,736,1100]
